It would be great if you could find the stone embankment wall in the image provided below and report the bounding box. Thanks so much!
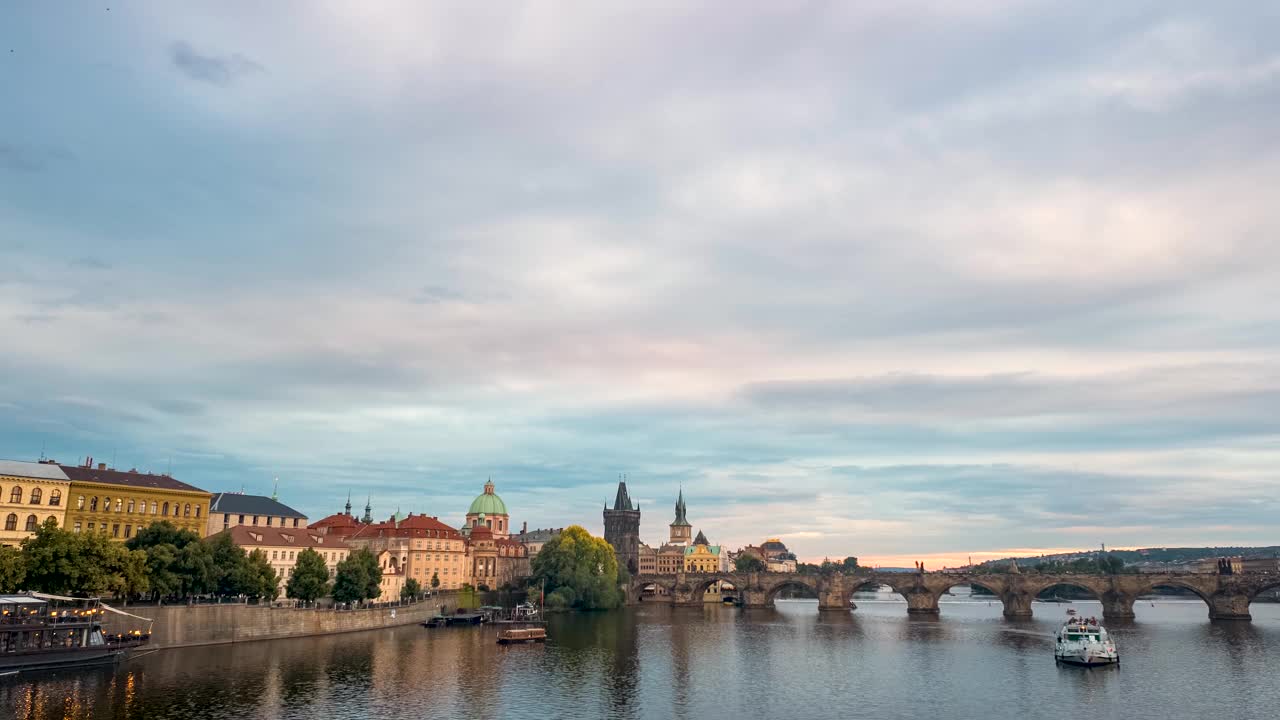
[115,597,448,649]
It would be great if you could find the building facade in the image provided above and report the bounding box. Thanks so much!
[207,492,308,536]
[213,525,350,595]
[683,530,724,573]
[346,513,470,600]
[513,524,561,557]
[603,481,641,576]
[60,461,211,540]
[0,460,71,547]
[760,538,798,572]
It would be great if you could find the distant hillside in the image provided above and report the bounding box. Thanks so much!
[979,546,1280,568]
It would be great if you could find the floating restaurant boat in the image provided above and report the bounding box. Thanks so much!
[1054,615,1119,667]
[1,593,153,674]
[496,626,547,645]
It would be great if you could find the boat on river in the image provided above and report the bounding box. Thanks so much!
[1054,616,1119,667]
[1,593,153,674]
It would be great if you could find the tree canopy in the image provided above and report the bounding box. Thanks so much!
[531,525,622,610]
[735,554,766,573]
[286,548,331,603]
[332,548,382,604]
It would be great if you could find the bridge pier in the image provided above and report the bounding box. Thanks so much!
[740,589,771,609]
[1208,593,1252,621]
[1100,591,1136,620]
[1000,592,1033,618]
[903,589,940,615]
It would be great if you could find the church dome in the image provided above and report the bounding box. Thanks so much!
[468,480,508,516]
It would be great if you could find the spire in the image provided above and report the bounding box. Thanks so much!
[672,487,690,526]
[612,480,634,511]
[345,490,352,517]
[484,477,495,495]
[694,529,709,546]
[362,495,372,524]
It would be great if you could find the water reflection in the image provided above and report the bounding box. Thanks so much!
[3,601,1279,720]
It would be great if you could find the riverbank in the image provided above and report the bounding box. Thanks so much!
[112,596,448,649]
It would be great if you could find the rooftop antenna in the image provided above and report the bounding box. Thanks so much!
[272,477,279,500]
[166,456,172,476]
[39,440,46,462]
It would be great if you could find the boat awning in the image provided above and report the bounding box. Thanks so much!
[100,604,153,623]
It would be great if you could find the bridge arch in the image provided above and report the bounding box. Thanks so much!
[687,575,741,600]
[763,577,821,603]
[1247,578,1280,604]
[932,577,1004,602]
[1135,578,1212,604]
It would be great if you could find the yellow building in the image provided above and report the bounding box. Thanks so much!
[0,460,71,547]
[683,530,724,573]
[61,462,212,540]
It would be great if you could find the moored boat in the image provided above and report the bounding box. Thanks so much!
[496,626,547,644]
[1,593,152,674]
[1054,615,1119,667]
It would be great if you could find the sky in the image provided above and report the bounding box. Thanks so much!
[2,1,1278,567]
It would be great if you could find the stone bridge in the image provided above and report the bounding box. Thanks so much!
[631,571,1280,621]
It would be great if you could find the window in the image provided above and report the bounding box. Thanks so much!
[252,516,259,526]
[9,487,21,504]
[293,518,299,528]
[49,490,61,507]
[195,506,200,518]
[266,516,273,526]
[73,522,81,534]
[99,523,107,533]
[104,497,112,513]
[151,501,157,514]
[90,497,99,512]
[77,495,85,510]
[162,502,169,516]
[112,524,120,537]
[127,499,135,513]
[272,551,278,560]
[184,504,191,517]
[224,513,230,523]
[4,514,16,531]
[239,514,245,523]
[29,488,42,504]
[124,525,132,539]
[25,515,38,532]
[115,498,122,512]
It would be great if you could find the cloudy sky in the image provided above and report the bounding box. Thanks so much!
[3,1,1278,566]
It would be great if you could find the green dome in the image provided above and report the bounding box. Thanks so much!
[468,480,508,516]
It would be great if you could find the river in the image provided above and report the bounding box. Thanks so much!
[4,593,1279,719]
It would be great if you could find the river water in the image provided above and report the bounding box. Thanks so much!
[4,593,1279,720]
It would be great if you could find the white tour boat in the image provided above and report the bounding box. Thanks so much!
[1054,616,1119,667]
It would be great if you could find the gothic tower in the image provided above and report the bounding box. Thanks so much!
[669,488,692,546]
[603,479,641,576]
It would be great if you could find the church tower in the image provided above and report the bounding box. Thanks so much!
[669,488,692,546]
[603,479,641,576]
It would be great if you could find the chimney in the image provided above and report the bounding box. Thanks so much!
[97,462,107,471]
[522,521,527,534]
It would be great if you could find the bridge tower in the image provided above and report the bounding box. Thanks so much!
[604,479,641,576]
[669,488,692,546]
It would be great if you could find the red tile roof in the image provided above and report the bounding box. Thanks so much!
[212,525,348,549]
[349,513,463,541]
[60,464,209,494]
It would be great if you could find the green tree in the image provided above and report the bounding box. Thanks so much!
[735,554,766,573]
[177,540,218,597]
[841,556,860,573]
[143,544,182,599]
[401,578,422,601]
[530,525,622,610]
[332,548,382,604]
[286,548,331,603]
[19,519,82,594]
[0,545,26,593]
[430,572,440,591]
[126,521,200,552]
[242,549,279,600]
[206,532,250,596]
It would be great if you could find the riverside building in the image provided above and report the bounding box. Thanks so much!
[60,460,211,540]
[0,460,71,547]
[213,525,350,594]
[207,491,307,535]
